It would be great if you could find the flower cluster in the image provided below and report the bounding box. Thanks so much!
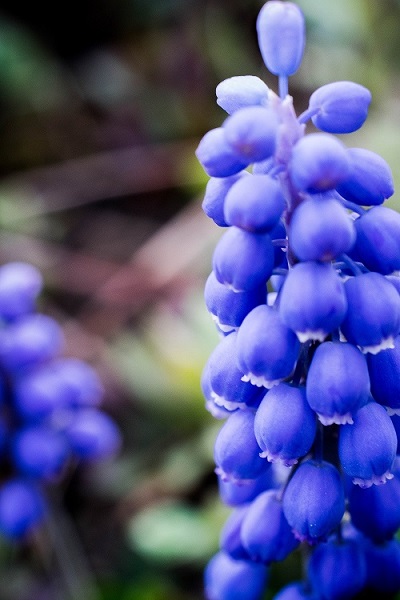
[0,262,121,539]
[197,2,400,598]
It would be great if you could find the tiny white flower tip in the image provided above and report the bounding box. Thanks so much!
[210,313,237,333]
[267,292,278,306]
[259,450,298,467]
[352,470,394,488]
[214,467,255,485]
[386,406,400,416]
[360,337,395,355]
[317,412,354,426]
[241,372,281,388]
[296,329,327,343]
[210,392,244,411]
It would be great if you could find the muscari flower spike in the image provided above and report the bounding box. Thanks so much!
[196,0,400,597]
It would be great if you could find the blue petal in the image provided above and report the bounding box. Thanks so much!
[340,272,400,353]
[338,400,397,487]
[278,261,347,342]
[347,460,400,542]
[216,76,269,115]
[282,459,345,543]
[202,172,249,227]
[308,81,372,134]
[307,539,366,599]
[289,196,355,261]
[204,551,268,600]
[368,334,400,413]
[351,206,400,274]
[336,148,394,206]
[224,174,285,233]
[223,106,279,163]
[212,227,274,292]
[204,271,266,331]
[236,305,300,388]
[214,409,270,483]
[256,1,305,77]
[306,341,370,425]
[196,127,250,177]
[254,383,316,465]
[240,490,299,563]
[289,133,350,193]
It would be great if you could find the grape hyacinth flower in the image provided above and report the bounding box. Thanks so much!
[197,1,400,598]
[0,261,121,541]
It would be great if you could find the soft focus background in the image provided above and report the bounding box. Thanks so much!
[0,1,400,598]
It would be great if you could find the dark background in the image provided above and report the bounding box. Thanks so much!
[0,1,399,598]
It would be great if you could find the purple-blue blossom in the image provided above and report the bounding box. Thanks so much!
[196,0,400,597]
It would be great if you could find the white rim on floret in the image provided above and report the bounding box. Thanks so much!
[211,391,246,411]
[241,372,282,388]
[386,406,400,416]
[296,329,327,343]
[360,336,395,355]
[214,466,259,485]
[317,411,354,426]
[352,470,394,488]
[259,449,299,467]
[210,313,238,333]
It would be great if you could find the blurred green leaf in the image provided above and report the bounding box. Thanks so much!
[127,499,220,565]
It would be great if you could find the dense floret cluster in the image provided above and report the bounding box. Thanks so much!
[197,2,400,598]
[0,262,121,540]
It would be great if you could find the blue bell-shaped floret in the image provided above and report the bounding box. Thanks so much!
[240,489,299,563]
[340,272,400,354]
[347,458,400,542]
[289,133,350,194]
[367,334,400,414]
[13,363,69,421]
[202,172,249,227]
[202,331,265,412]
[278,261,347,342]
[204,271,266,333]
[0,314,64,374]
[307,538,367,600]
[214,409,270,483]
[272,582,316,600]
[236,305,300,388]
[0,478,45,538]
[224,174,285,233]
[217,465,278,507]
[216,76,270,115]
[220,505,251,560]
[364,539,400,595]
[351,206,400,274]
[196,127,250,177]
[306,341,370,425]
[307,81,372,134]
[212,226,274,292]
[282,459,345,543]
[0,262,43,321]
[338,400,397,487]
[11,425,69,480]
[289,196,355,262]
[254,383,316,465]
[223,106,279,163]
[256,1,305,77]
[336,148,394,206]
[202,361,237,419]
[204,551,268,600]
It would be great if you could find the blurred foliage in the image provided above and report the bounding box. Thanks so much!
[0,1,399,599]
